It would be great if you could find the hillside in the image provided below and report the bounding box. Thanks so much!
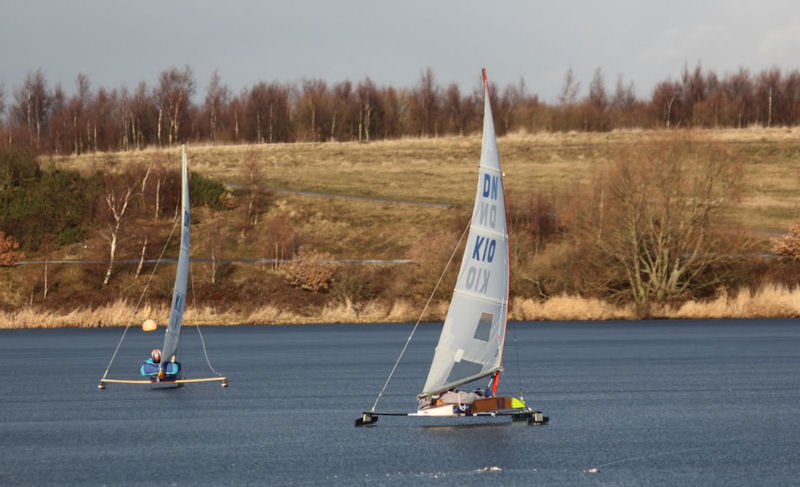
[3,127,800,327]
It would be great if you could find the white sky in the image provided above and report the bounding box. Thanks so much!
[1,0,799,103]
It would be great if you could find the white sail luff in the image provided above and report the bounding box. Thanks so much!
[421,71,509,396]
[161,145,190,364]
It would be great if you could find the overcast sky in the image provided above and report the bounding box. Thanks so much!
[2,0,799,103]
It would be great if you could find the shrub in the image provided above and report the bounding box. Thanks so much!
[282,246,337,293]
[0,146,40,191]
[190,172,227,210]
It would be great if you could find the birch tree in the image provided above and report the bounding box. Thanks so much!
[154,66,195,146]
[100,175,135,285]
[239,151,271,237]
[558,67,580,106]
[203,212,230,285]
[11,70,51,149]
[205,70,228,143]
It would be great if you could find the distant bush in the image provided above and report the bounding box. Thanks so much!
[772,220,800,258]
[282,246,336,293]
[0,230,23,266]
[190,172,226,210]
[0,148,103,250]
[0,147,41,191]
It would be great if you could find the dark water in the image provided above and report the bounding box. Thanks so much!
[1,320,799,486]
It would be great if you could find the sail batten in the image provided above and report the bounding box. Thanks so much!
[451,289,506,306]
[160,145,190,365]
[467,227,507,240]
[420,70,510,396]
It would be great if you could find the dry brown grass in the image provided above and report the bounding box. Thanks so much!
[6,283,800,328]
[0,299,161,329]
[662,284,800,319]
[511,295,635,321]
[511,284,800,322]
[50,127,800,235]
[0,298,442,328]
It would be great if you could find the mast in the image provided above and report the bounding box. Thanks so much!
[420,69,510,396]
[160,145,190,366]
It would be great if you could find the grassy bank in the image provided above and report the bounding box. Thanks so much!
[3,127,800,328]
[51,127,800,233]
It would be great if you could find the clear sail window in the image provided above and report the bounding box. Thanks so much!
[473,312,494,342]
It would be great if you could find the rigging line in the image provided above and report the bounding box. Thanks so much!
[196,324,224,377]
[100,215,180,381]
[189,263,223,377]
[511,320,524,400]
[370,218,472,413]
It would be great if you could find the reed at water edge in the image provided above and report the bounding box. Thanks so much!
[3,284,800,328]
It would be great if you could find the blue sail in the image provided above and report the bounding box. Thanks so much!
[160,145,190,367]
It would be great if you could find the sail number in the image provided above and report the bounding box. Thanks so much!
[464,235,495,294]
[472,236,496,263]
[482,174,499,200]
[465,266,491,294]
[462,175,501,295]
[477,174,499,229]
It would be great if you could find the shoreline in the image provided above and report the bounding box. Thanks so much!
[3,284,799,329]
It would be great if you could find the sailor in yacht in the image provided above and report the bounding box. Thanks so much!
[140,348,180,378]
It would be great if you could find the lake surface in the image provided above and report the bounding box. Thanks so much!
[1,319,799,486]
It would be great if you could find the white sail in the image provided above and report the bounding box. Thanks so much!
[421,70,509,396]
[160,145,190,364]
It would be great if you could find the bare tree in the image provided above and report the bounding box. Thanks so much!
[652,80,680,128]
[240,151,271,237]
[610,74,637,128]
[205,70,228,143]
[558,67,580,106]
[329,80,354,141]
[64,74,89,154]
[0,84,6,143]
[100,175,135,285]
[247,82,292,143]
[202,212,230,285]
[577,136,742,312]
[154,66,196,146]
[442,83,464,135]
[11,70,51,148]
[40,233,53,298]
[296,79,330,142]
[410,67,440,137]
[680,62,707,126]
[612,74,635,110]
[724,67,754,128]
[261,212,295,269]
[584,67,610,130]
[357,78,377,142]
[757,67,781,127]
[588,68,608,109]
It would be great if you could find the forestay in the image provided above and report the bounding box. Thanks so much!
[421,71,509,396]
[160,146,189,365]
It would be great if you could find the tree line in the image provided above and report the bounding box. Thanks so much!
[2,63,800,154]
